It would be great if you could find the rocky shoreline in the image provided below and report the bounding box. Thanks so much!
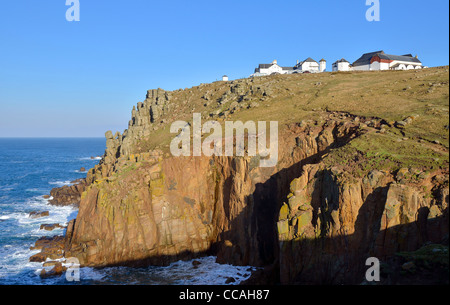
[28,178,88,278]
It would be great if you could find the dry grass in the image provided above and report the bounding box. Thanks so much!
[133,66,449,172]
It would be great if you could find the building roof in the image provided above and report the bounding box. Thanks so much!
[352,50,421,66]
[254,63,275,73]
[319,58,326,62]
[258,63,275,69]
[333,58,349,64]
[377,53,421,63]
[296,57,319,67]
[352,51,385,66]
[303,57,318,63]
[282,66,294,71]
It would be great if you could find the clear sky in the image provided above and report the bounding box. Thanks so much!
[0,0,448,137]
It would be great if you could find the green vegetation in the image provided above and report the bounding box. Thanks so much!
[323,130,449,178]
[397,244,449,270]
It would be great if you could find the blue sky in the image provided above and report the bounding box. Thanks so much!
[0,0,448,137]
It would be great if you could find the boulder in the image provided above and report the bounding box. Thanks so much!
[29,211,49,219]
[40,263,67,279]
[40,223,65,231]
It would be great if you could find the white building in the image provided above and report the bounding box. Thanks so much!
[332,58,351,71]
[251,60,294,77]
[351,51,423,71]
[319,59,327,72]
[222,75,229,81]
[251,57,326,77]
[294,57,323,73]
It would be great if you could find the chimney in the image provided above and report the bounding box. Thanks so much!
[415,54,418,58]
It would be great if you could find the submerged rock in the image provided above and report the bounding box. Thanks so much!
[29,211,49,219]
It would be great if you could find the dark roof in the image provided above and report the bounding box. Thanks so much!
[255,63,275,73]
[352,51,384,66]
[295,57,318,67]
[378,53,421,63]
[333,58,349,64]
[319,58,326,62]
[282,66,294,70]
[352,50,421,66]
[303,57,318,63]
[258,63,274,69]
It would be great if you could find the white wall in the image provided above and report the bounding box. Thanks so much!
[260,64,284,75]
[352,64,370,71]
[338,62,350,71]
[301,62,319,72]
[390,60,422,70]
[333,62,350,71]
[370,61,380,70]
[319,61,326,72]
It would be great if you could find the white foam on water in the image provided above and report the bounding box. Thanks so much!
[19,197,75,228]
[78,157,102,161]
[2,212,28,221]
[0,183,18,192]
[76,256,257,285]
[0,194,77,283]
[25,188,48,193]
[79,267,107,282]
[48,180,73,187]
[157,256,256,285]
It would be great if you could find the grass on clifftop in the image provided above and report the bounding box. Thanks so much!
[323,131,448,179]
[132,66,449,176]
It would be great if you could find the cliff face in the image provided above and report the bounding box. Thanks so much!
[277,163,448,284]
[44,67,449,283]
[65,116,361,268]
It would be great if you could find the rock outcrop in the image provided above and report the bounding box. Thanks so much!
[49,179,87,207]
[29,236,65,262]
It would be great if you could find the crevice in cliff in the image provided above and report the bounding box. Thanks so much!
[215,119,363,270]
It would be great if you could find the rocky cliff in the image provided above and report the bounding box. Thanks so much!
[39,67,449,284]
[277,162,448,284]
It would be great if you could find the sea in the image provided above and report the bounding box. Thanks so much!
[0,138,254,285]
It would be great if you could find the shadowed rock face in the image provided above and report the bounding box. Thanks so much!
[63,118,362,269]
[277,164,448,284]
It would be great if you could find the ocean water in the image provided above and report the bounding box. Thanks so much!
[0,138,254,285]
